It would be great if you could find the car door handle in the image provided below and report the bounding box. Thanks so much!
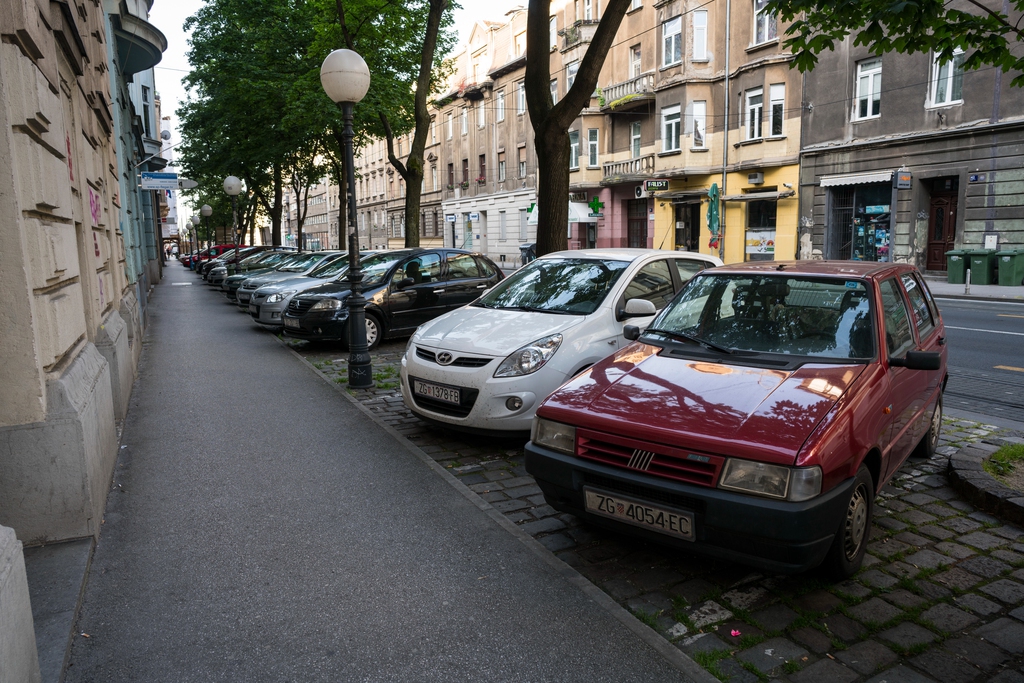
[475,284,488,289]
[938,336,946,346]
[433,288,446,294]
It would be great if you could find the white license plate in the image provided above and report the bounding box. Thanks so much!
[584,487,695,541]
[249,304,258,313]
[414,380,460,405]
[284,317,300,329]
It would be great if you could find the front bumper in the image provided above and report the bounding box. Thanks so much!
[248,297,287,326]
[524,441,853,574]
[281,311,349,340]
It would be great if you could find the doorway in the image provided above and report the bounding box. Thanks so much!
[674,203,700,251]
[926,177,959,271]
[627,198,647,247]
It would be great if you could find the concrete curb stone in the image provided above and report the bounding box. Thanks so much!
[947,445,1024,527]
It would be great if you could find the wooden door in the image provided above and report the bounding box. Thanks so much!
[627,199,647,248]
[926,196,957,271]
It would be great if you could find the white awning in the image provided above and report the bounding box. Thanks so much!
[721,190,795,202]
[527,202,598,225]
[820,170,893,187]
[655,189,709,203]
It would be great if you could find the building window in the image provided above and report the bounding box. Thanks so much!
[753,0,777,44]
[692,100,707,148]
[569,131,580,170]
[446,113,452,139]
[662,105,681,152]
[519,208,529,240]
[517,81,526,114]
[496,90,505,121]
[931,50,965,106]
[769,84,784,136]
[462,158,469,184]
[514,31,526,57]
[855,58,882,120]
[550,79,558,104]
[477,101,485,128]
[631,45,642,78]
[498,152,506,181]
[631,0,642,9]
[431,166,437,191]
[549,16,557,49]
[460,107,468,134]
[499,211,507,240]
[447,163,454,187]
[745,87,763,139]
[431,119,436,144]
[141,86,152,137]
[663,17,682,67]
[566,61,579,90]
[631,121,642,157]
[588,129,599,167]
[745,200,777,261]
[478,154,486,182]
[692,11,708,61]
[518,147,526,178]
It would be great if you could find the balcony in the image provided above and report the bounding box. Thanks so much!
[560,20,599,51]
[112,2,167,76]
[600,73,655,112]
[602,154,656,184]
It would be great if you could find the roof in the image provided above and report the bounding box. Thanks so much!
[540,248,723,265]
[712,260,916,278]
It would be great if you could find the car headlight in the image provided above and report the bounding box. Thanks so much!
[718,460,821,502]
[494,334,562,378]
[265,290,294,304]
[531,417,575,454]
[310,298,343,311]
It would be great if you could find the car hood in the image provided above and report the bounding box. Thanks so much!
[256,276,324,294]
[539,343,867,466]
[243,271,301,288]
[294,281,384,301]
[414,306,584,356]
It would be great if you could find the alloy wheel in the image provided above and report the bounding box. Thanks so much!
[843,485,868,561]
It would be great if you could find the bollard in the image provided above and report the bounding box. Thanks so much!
[965,267,971,295]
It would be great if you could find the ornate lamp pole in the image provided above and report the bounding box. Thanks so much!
[190,215,201,270]
[201,204,213,254]
[320,49,372,388]
[223,177,242,274]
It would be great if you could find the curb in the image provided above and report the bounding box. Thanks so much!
[276,338,719,683]
[947,442,1024,527]
[931,293,1024,303]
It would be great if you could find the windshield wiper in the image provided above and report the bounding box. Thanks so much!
[643,328,734,354]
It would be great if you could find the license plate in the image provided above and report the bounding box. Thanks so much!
[249,303,258,314]
[414,380,460,405]
[284,317,300,329]
[584,487,695,541]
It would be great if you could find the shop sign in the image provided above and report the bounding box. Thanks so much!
[865,205,890,214]
[645,179,669,192]
[140,172,179,190]
[469,212,480,221]
[895,170,912,189]
[445,214,456,223]
[745,230,776,255]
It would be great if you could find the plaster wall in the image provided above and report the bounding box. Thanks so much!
[0,526,41,683]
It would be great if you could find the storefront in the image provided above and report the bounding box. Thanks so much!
[722,189,795,262]
[819,171,896,262]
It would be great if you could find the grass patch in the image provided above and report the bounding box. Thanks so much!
[632,608,659,629]
[984,444,1024,477]
[690,651,730,681]
[739,660,770,682]
[377,381,398,390]
[333,377,347,384]
[783,659,801,674]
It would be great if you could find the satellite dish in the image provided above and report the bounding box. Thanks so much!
[160,130,171,141]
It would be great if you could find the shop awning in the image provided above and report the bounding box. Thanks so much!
[654,189,709,203]
[820,170,893,187]
[721,190,795,202]
[527,202,598,225]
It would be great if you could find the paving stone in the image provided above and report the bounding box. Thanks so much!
[935,541,976,559]
[991,549,1024,564]
[504,484,542,498]
[519,516,566,535]
[836,640,899,675]
[927,487,960,501]
[877,517,910,531]
[955,593,1004,616]
[868,539,913,559]
[914,474,948,488]
[974,618,1024,653]
[883,499,913,512]
[1012,606,1024,622]
[478,491,508,503]
[666,622,689,639]
[504,511,532,523]
[1013,568,1024,581]
[878,622,938,650]
[492,498,530,513]
[717,658,761,683]
[949,500,977,513]
[968,511,1002,525]
[835,580,873,599]
[849,597,904,626]
[960,531,1009,551]
[864,664,938,683]
[918,524,957,540]
[631,567,684,592]
[790,658,858,683]
[934,568,984,591]
[921,504,960,519]
[900,510,939,525]
[860,569,900,589]
[752,604,800,632]
[603,578,640,600]
[687,600,733,629]
[884,561,920,578]
[903,493,940,506]
[943,517,985,533]
[528,504,559,519]
[862,553,883,568]
[980,579,1024,604]
[737,637,809,674]
[538,533,575,552]
[910,649,985,683]
[894,531,932,547]
[959,556,1011,579]
[993,526,1024,541]
[793,589,842,614]
[789,626,833,656]
[628,592,674,616]
[989,671,1024,683]
[916,580,953,600]
[943,635,1011,670]
[919,602,979,632]
[883,589,927,609]
[721,585,770,611]
[669,578,717,606]
[677,631,730,655]
[718,620,764,648]
[904,548,955,570]
[822,614,868,643]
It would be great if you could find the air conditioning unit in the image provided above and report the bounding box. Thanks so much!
[635,185,648,199]
[748,172,765,185]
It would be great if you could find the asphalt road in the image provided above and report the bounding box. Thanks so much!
[64,266,696,683]
[935,297,1024,426]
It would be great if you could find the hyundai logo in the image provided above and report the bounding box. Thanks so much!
[436,351,454,365]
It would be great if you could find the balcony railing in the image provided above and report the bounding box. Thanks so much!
[602,154,656,179]
[560,20,599,50]
[600,73,656,110]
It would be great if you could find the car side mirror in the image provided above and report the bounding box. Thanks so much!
[890,350,941,370]
[396,277,415,290]
[620,298,657,320]
[623,325,641,341]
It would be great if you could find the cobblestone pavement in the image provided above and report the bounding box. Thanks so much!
[283,332,1024,683]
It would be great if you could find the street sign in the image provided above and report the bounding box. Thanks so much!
[178,178,198,190]
[469,212,480,221]
[445,214,456,223]
[645,179,669,192]
[140,172,179,190]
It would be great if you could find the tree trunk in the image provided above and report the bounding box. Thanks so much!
[271,162,283,246]
[534,124,570,254]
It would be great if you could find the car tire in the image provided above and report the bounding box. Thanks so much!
[364,313,382,351]
[911,394,942,460]
[824,465,873,580]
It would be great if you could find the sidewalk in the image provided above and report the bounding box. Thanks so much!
[53,266,701,682]
[924,276,1024,302]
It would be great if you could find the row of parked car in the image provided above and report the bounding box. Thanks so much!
[184,245,948,579]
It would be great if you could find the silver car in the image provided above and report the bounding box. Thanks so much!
[248,252,374,328]
[235,251,344,308]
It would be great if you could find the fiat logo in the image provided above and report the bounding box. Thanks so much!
[436,352,454,365]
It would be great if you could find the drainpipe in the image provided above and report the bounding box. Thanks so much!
[720,0,731,261]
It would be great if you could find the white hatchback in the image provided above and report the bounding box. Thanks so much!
[400,248,722,433]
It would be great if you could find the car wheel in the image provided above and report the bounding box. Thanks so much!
[365,313,382,351]
[911,394,942,460]
[824,465,873,579]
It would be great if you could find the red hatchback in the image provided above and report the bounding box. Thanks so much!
[525,261,946,577]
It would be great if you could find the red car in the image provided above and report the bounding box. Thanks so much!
[183,244,238,268]
[525,261,946,577]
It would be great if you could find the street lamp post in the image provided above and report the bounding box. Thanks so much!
[223,177,242,275]
[201,204,213,256]
[321,49,372,388]
[190,215,201,270]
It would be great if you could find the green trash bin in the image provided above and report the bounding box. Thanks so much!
[966,249,997,285]
[945,250,967,284]
[996,249,1024,286]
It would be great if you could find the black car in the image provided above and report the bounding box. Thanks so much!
[282,248,504,349]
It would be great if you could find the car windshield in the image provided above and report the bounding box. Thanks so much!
[277,252,328,272]
[649,274,875,360]
[309,254,350,277]
[474,258,630,315]
[360,252,415,287]
[253,252,296,268]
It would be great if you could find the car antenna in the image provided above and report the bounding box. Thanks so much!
[776,264,786,271]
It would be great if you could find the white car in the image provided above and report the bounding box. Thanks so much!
[400,248,722,433]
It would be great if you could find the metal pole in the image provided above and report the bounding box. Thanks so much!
[230,195,239,275]
[342,101,373,388]
[720,0,731,262]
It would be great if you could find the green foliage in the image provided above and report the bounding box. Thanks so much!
[984,444,1024,477]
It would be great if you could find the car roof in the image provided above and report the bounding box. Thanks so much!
[709,260,917,279]
[539,248,723,264]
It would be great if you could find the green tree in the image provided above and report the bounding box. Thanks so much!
[766,0,1024,86]
[526,0,632,256]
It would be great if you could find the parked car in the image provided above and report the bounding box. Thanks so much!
[185,244,236,269]
[201,246,263,280]
[207,248,293,287]
[401,249,721,434]
[524,261,946,578]
[283,248,503,349]
[220,251,305,299]
[235,251,344,308]
[248,252,376,328]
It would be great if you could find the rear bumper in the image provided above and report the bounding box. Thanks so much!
[524,442,854,574]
